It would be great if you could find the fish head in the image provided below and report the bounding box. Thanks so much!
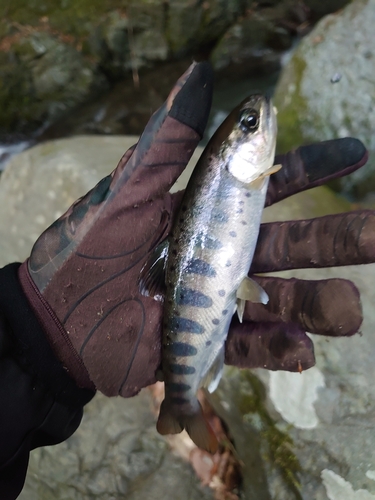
[222,94,277,185]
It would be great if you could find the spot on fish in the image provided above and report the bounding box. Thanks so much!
[170,342,198,356]
[245,192,251,198]
[206,341,212,346]
[212,318,220,325]
[169,382,191,392]
[186,258,216,278]
[236,208,243,214]
[177,287,213,308]
[169,364,196,375]
[170,317,205,334]
[239,201,244,205]
[218,289,226,297]
[222,309,228,315]
[211,208,229,223]
[171,397,190,405]
[225,260,232,267]
[229,231,237,237]
[241,220,247,225]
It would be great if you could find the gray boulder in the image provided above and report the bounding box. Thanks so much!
[0,32,102,137]
[274,0,375,201]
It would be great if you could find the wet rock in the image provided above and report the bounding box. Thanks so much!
[210,3,297,77]
[0,0,352,138]
[209,0,352,78]
[165,0,242,57]
[274,0,375,201]
[96,6,169,80]
[18,391,213,500]
[0,31,104,138]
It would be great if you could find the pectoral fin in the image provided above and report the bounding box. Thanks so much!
[138,239,169,300]
[236,276,269,323]
[248,164,282,189]
[267,163,282,176]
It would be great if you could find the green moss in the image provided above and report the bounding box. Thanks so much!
[237,371,302,498]
[1,0,130,40]
[274,55,309,155]
[0,57,42,133]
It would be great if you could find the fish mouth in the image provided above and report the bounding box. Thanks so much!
[263,94,273,124]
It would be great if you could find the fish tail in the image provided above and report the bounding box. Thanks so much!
[156,399,218,454]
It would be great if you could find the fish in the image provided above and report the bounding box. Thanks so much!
[140,94,279,453]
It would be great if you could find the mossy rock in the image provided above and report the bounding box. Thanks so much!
[274,0,375,201]
[0,31,101,137]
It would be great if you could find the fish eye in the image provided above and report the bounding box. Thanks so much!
[239,109,259,132]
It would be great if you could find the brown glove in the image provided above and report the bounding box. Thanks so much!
[18,62,371,399]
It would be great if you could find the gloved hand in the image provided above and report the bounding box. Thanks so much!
[18,62,371,399]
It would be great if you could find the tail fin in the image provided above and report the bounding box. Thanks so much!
[157,399,218,454]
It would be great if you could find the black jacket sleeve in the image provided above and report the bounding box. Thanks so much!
[0,263,95,500]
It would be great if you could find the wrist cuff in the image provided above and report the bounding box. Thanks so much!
[0,263,95,406]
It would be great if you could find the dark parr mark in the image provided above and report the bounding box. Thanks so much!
[218,289,226,297]
[171,397,190,405]
[169,364,196,375]
[169,382,191,392]
[170,342,198,356]
[212,318,220,325]
[177,287,213,308]
[170,317,205,334]
[195,233,222,250]
[205,236,223,250]
[186,258,216,277]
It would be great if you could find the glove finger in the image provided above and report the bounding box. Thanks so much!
[266,138,368,206]
[244,276,362,337]
[251,210,375,273]
[225,320,315,372]
[111,60,213,201]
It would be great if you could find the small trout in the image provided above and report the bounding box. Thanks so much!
[141,94,278,453]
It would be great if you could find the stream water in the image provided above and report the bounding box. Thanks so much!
[0,67,280,171]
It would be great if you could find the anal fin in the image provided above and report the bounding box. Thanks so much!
[202,346,224,394]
